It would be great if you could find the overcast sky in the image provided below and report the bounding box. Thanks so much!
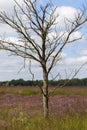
[0,0,87,81]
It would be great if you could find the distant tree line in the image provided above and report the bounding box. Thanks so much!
[0,78,87,87]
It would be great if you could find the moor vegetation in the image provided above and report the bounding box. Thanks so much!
[0,86,87,130]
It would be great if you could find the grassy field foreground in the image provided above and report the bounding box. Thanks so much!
[0,86,87,130]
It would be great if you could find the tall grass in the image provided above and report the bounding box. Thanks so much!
[49,87,87,96]
[0,86,41,95]
[0,109,87,130]
[0,86,87,95]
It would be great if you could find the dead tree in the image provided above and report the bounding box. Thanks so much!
[0,0,87,118]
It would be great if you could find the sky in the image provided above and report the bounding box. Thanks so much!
[0,0,87,81]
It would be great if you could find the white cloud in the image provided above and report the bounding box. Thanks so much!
[0,0,20,38]
[69,31,83,42]
[54,6,79,29]
[61,52,67,58]
[48,6,84,44]
[60,31,83,43]
[78,49,87,55]
[0,0,14,12]
[0,24,17,37]
[0,0,23,12]
[0,49,42,80]
[64,56,87,65]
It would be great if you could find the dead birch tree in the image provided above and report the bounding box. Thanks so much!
[0,0,87,118]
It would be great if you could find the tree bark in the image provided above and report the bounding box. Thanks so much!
[42,68,49,118]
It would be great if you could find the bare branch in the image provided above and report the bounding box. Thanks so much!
[29,60,34,81]
[49,61,87,95]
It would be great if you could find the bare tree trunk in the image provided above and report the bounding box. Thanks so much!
[42,69,49,118]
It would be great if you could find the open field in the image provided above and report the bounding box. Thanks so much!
[0,86,87,130]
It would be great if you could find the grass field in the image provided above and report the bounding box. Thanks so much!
[0,86,87,130]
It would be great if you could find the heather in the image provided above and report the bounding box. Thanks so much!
[0,86,87,129]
